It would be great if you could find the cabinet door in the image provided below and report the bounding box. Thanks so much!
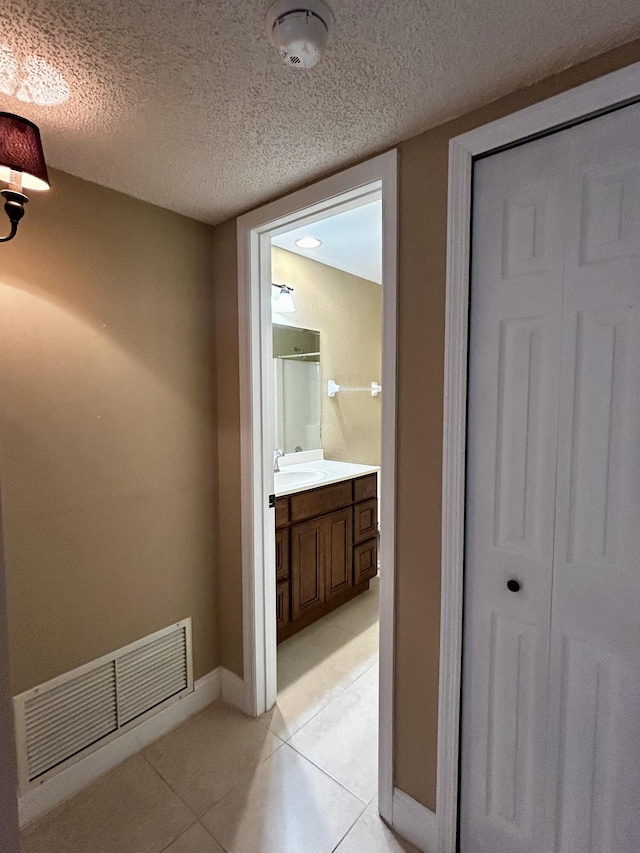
[291,517,325,621]
[324,508,353,601]
[275,528,290,582]
[354,499,378,544]
[354,538,377,585]
[276,580,290,629]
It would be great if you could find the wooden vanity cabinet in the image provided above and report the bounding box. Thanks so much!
[275,472,377,643]
[275,528,291,632]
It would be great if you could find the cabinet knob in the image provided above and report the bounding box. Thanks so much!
[507,579,521,593]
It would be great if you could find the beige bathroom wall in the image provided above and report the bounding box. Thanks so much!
[272,247,382,466]
[0,169,218,696]
[213,38,640,811]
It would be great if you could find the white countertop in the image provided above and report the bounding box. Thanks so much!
[274,458,379,497]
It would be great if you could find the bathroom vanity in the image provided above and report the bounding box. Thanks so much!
[274,464,378,642]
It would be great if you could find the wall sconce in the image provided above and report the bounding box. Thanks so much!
[271,283,296,312]
[0,112,49,243]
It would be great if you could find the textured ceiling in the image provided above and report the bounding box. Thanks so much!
[1,0,639,224]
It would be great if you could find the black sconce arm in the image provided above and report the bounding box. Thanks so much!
[0,190,27,243]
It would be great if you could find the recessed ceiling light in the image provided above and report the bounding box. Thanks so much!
[295,236,322,249]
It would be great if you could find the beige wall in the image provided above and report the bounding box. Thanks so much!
[213,38,640,812]
[272,247,382,466]
[0,493,19,851]
[212,219,244,678]
[0,169,218,695]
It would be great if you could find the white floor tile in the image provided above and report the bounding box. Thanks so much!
[288,664,379,803]
[162,821,225,852]
[21,755,195,853]
[144,700,282,817]
[325,580,381,637]
[334,796,421,853]
[264,621,378,740]
[201,743,365,853]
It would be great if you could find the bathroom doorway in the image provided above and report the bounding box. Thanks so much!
[268,198,382,803]
[236,152,398,818]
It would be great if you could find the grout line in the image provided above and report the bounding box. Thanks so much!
[284,743,372,808]
[157,818,200,852]
[200,819,232,853]
[285,738,373,806]
[258,688,345,742]
[141,753,200,821]
[266,663,373,743]
[198,740,286,820]
[329,806,367,853]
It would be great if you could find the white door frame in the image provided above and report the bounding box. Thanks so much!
[236,150,398,820]
[439,61,640,850]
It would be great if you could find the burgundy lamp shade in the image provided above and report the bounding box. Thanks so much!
[0,112,49,191]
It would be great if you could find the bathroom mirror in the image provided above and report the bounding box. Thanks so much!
[273,323,321,454]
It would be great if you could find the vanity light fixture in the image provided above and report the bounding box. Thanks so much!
[295,235,322,249]
[0,112,50,243]
[272,283,296,312]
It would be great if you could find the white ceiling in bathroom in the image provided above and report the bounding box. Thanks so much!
[1,0,639,224]
[272,199,382,284]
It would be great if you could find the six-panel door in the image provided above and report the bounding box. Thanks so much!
[461,101,640,853]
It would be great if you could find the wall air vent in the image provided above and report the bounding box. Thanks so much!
[14,619,192,793]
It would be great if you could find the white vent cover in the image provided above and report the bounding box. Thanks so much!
[14,619,192,793]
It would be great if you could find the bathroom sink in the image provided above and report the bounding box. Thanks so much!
[275,469,325,488]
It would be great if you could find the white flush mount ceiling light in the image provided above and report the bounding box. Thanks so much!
[295,235,322,249]
[0,46,70,107]
[266,0,335,70]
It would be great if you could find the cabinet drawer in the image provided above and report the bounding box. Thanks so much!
[275,528,290,581]
[354,499,378,544]
[290,480,353,523]
[354,538,378,585]
[276,580,290,628]
[275,497,289,528]
[353,473,377,503]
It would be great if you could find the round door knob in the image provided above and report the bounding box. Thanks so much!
[507,579,521,593]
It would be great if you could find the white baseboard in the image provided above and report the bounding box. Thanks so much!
[18,667,222,827]
[221,668,247,714]
[392,787,439,853]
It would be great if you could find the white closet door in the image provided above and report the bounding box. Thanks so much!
[543,104,640,853]
[460,132,567,852]
[462,101,640,853]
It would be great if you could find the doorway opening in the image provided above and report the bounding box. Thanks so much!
[268,194,382,802]
[236,152,397,818]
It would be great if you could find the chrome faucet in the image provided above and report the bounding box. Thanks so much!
[273,449,284,473]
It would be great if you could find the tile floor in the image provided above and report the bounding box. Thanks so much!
[21,576,419,853]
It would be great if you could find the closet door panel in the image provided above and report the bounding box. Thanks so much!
[543,102,640,853]
[460,131,566,853]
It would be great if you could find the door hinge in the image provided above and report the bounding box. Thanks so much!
[269,494,276,509]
